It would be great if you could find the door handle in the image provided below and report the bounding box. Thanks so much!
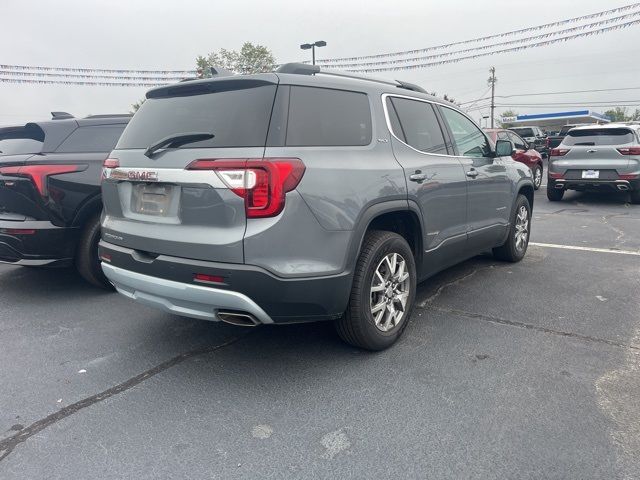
[409,173,427,182]
[466,169,479,178]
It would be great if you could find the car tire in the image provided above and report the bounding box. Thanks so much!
[546,186,564,201]
[335,230,416,351]
[75,213,112,289]
[533,165,543,190]
[631,189,640,205]
[493,194,531,263]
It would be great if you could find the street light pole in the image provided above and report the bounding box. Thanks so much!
[300,41,327,66]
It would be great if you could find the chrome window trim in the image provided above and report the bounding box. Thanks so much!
[381,93,459,159]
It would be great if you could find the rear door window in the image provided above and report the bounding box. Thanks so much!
[286,87,372,146]
[56,125,125,153]
[386,97,447,155]
[511,128,534,137]
[117,82,277,149]
[563,128,635,146]
[440,107,491,157]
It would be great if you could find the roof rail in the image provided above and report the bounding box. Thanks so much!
[84,114,133,119]
[275,62,428,94]
[51,111,74,120]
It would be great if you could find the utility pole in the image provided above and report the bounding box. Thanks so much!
[488,67,497,128]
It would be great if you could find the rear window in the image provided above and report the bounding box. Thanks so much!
[386,97,447,154]
[56,125,125,153]
[563,128,635,146]
[0,124,45,155]
[510,128,534,137]
[286,86,372,147]
[117,83,277,149]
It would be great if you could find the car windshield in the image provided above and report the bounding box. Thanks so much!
[117,82,277,149]
[511,128,534,137]
[563,128,635,146]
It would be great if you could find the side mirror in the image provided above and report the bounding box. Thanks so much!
[495,139,514,157]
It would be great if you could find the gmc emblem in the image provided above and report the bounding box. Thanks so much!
[127,171,158,182]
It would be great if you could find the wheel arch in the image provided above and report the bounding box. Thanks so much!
[71,193,103,229]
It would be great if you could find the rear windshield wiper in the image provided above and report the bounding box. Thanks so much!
[144,132,214,158]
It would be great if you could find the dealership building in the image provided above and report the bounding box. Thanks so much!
[501,109,610,131]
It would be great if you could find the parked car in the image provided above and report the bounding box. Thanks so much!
[547,123,640,204]
[509,126,548,157]
[547,124,582,150]
[485,128,544,189]
[99,63,534,350]
[0,112,131,286]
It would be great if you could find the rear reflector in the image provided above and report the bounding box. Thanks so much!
[194,273,225,284]
[0,228,36,235]
[548,172,564,179]
[186,158,305,218]
[618,174,639,180]
[549,148,570,157]
[99,253,112,262]
[0,164,82,196]
[617,147,640,155]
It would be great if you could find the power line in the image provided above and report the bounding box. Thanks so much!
[313,2,640,63]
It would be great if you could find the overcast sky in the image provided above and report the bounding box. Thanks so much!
[1,0,639,126]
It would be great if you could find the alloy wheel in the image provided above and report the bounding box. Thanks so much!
[514,205,529,252]
[370,253,411,332]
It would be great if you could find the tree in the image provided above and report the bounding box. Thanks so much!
[499,110,518,128]
[196,42,276,77]
[131,98,145,113]
[604,107,630,122]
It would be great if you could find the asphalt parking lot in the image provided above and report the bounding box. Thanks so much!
[1,185,639,479]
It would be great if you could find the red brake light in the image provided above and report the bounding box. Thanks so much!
[0,164,81,196]
[186,158,305,218]
[550,148,570,157]
[193,273,225,284]
[617,147,640,155]
[103,158,120,168]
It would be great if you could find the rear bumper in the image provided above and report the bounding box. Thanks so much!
[550,178,640,192]
[0,220,76,266]
[102,263,274,324]
[99,240,352,324]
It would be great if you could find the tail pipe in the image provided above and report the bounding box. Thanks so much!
[217,311,260,327]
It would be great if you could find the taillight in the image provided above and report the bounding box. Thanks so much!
[617,147,640,155]
[545,137,550,148]
[549,148,570,157]
[0,164,82,196]
[186,158,305,218]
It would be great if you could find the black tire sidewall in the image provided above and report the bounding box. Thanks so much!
[348,233,417,349]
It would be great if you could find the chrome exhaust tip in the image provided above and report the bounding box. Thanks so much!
[217,311,260,327]
[617,184,629,191]
[555,183,564,189]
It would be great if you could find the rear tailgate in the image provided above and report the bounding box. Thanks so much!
[551,128,635,177]
[101,75,279,264]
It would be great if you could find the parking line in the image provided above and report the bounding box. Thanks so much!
[530,242,640,256]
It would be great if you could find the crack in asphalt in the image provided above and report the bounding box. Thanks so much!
[0,333,251,463]
[602,214,627,248]
[424,305,640,353]
[418,263,498,307]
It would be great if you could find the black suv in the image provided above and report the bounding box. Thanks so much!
[0,112,130,286]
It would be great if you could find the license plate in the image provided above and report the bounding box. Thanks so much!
[131,184,173,216]
[582,170,599,179]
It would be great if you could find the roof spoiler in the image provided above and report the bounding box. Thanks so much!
[51,111,74,120]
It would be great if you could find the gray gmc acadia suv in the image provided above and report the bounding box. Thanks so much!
[99,63,534,350]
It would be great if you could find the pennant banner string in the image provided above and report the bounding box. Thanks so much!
[313,2,640,63]
[317,12,640,69]
[346,18,640,72]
